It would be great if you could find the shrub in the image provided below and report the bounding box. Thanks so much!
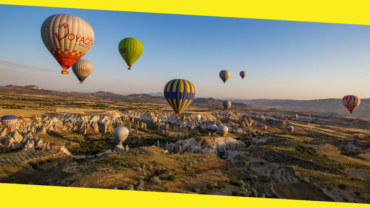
[218,181,227,189]
[354,191,361,196]
[230,179,241,187]
[164,187,169,192]
[338,184,347,189]
[150,176,162,185]
[327,186,333,191]
[176,156,180,161]
[206,183,214,191]
[168,175,176,181]
[137,179,145,191]
[28,162,39,170]
[342,196,349,202]
[295,145,306,153]
[200,186,208,194]
[232,191,240,196]
[191,188,197,192]
[350,177,356,181]
[307,147,317,155]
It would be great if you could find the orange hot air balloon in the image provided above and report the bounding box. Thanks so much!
[342,95,361,114]
[41,14,95,75]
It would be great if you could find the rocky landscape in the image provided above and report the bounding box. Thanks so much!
[0,86,370,204]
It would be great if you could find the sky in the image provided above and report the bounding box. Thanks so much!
[0,5,370,100]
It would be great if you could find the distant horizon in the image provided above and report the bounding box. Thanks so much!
[2,83,370,101]
[1,5,370,100]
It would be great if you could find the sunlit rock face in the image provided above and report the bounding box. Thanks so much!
[165,137,246,156]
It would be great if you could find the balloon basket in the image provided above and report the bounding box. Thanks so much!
[61,71,69,75]
[79,82,83,84]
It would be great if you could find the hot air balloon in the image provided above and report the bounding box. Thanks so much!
[207,124,218,135]
[218,125,229,137]
[219,70,230,84]
[113,126,129,143]
[164,79,195,116]
[118,38,144,70]
[223,100,231,110]
[261,125,267,131]
[41,14,95,75]
[1,115,18,130]
[195,114,201,122]
[72,59,93,84]
[342,95,361,114]
[240,71,247,79]
[286,125,294,134]
[294,114,299,119]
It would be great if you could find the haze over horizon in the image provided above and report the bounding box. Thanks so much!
[1,5,370,100]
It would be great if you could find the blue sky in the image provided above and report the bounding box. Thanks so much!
[0,4,370,100]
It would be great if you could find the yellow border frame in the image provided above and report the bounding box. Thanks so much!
[1,0,370,207]
[1,0,370,25]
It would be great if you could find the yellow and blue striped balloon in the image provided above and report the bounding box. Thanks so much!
[164,79,196,115]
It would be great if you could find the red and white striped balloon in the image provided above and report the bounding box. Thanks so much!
[342,95,361,114]
[286,125,294,134]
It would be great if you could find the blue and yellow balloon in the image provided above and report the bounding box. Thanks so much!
[164,79,195,115]
[1,115,18,130]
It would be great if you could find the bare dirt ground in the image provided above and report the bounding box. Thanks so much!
[273,182,334,201]
[0,108,51,117]
[291,122,353,139]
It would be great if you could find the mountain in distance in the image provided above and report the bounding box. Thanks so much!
[192,97,265,110]
[228,98,370,118]
[2,85,370,117]
[147,92,163,96]
[0,85,263,110]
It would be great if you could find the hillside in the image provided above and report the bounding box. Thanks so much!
[229,99,370,118]
[192,98,265,110]
[0,85,264,111]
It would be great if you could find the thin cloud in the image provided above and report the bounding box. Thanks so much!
[0,61,57,75]
[0,61,163,93]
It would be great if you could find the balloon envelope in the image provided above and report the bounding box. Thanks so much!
[207,124,218,134]
[219,70,230,84]
[41,14,94,74]
[164,79,195,116]
[195,114,201,122]
[218,125,229,136]
[286,125,294,134]
[240,71,247,79]
[118,38,144,70]
[261,125,267,130]
[223,100,231,110]
[1,115,18,130]
[113,126,129,143]
[342,95,361,114]
[72,59,93,84]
